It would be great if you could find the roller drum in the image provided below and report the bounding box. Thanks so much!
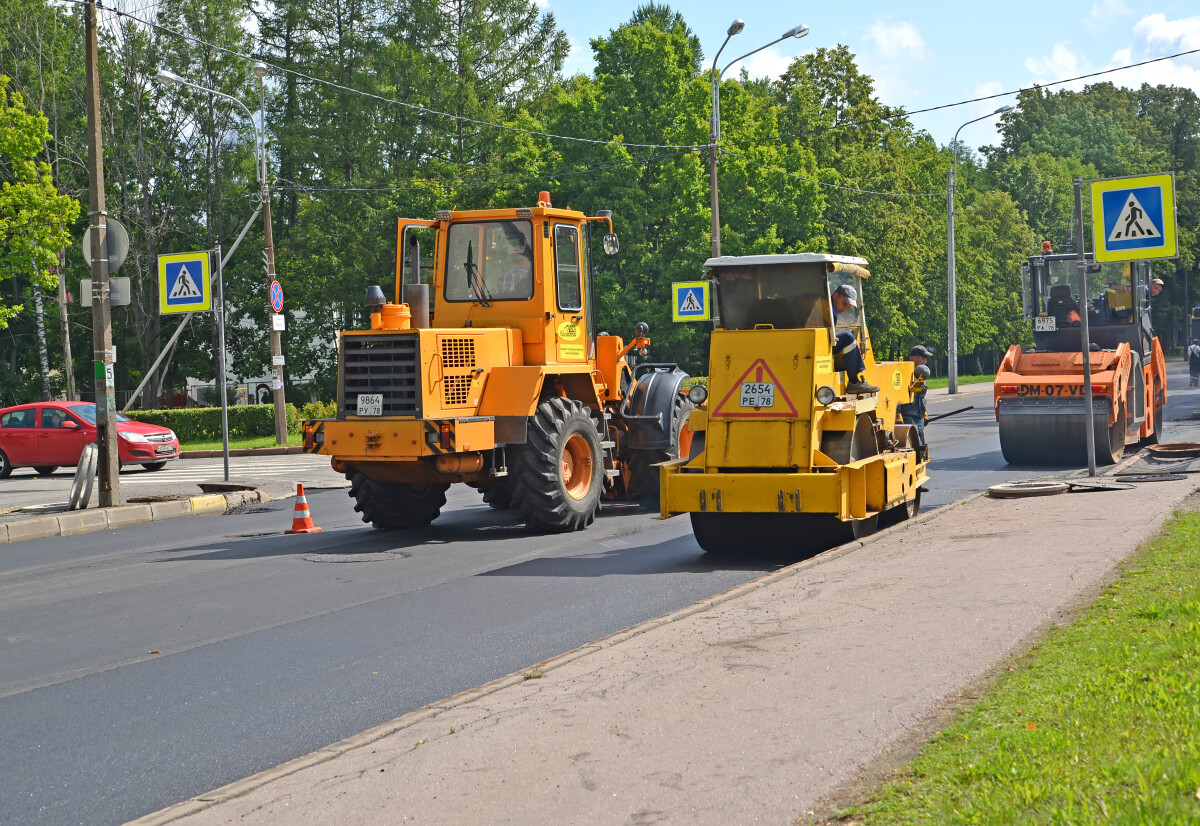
[998,398,1123,466]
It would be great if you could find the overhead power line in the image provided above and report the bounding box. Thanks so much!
[79,0,1200,154]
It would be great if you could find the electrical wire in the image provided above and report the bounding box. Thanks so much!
[722,150,944,198]
[73,0,1200,156]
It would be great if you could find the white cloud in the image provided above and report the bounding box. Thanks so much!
[1022,15,1200,98]
[866,20,926,61]
[531,0,549,7]
[1085,0,1130,34]
[740,46,798,81]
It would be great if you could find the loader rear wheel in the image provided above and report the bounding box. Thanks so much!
[630,395,695,511]
[509,398,603,533]
[347,471,448,530]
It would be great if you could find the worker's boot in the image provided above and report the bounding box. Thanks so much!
[845,380,879,395]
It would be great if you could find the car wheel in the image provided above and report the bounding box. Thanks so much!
[33,465,60,475]
[0,449,11,479]
[141,461,168,471]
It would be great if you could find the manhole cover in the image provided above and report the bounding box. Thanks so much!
[1066,480,1136,492]
[1115,473,1188,483]
[1145,442,1200,459]
[987,481,1069,498]
[302,551,410,563]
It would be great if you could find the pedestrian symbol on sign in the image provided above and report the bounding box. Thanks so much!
[679,290,703,313]
[168,264,201,299]
[1107,193,1161,242]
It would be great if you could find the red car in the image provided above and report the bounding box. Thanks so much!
[0,402,180,478]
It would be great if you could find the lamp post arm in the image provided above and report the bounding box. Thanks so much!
[719,33,790,81]
[167,76,263,183]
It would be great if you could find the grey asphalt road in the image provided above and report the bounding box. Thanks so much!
[2,366,1196,825]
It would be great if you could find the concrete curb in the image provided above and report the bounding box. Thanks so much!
[0,490,271,546]
[178,446,303,459]
[127,493,981,826]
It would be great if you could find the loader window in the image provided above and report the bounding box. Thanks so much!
[553,224,582,311]
[444,220,534,302]
[713,263,830,330]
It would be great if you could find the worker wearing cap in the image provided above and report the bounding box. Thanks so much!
[1149,278,1165,297]
[830,284,879,395]
[897,345,932,446]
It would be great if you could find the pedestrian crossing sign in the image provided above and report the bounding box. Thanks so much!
[672,280,710,322]
[1090,173,1177,263]
[158,251,212,314]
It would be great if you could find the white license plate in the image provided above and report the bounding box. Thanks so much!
[740,382,775,408]
[1034,316,1057,332]
[357,393,383,416]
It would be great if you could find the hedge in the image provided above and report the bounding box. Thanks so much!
[127,403,302,441]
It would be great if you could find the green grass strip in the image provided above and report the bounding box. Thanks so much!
[924,374,994,390]
[179,434,302,452]
[850,506,1200,825]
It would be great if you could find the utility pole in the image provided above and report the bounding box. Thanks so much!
[946,166,958,394]
[255,63,287,444]
[84,0,120,506]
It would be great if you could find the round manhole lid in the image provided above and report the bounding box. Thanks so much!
[303,551,410,563]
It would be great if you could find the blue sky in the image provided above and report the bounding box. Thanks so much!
[538,1,1200,155]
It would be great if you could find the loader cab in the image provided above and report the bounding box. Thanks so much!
[389,193,618,367]
[1023,251,1154,355]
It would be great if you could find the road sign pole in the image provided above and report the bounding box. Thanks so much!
[214,245,230,482]
[85,0,120,507]
[1074,177,1097,477]
[262,183,288,445]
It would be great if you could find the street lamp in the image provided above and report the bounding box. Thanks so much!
[709,21,810,259]
[946,104,1013,394]
[155,66,288,444]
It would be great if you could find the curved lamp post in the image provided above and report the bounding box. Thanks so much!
[946,104,1013,393]
[155,67,288,444]
[709,21,809,259]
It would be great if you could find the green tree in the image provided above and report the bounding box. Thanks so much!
[0,79,79,330]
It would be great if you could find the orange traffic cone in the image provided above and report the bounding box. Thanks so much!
[285,483,323,534]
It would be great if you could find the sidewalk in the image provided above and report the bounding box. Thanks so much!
[133,472,1198,825]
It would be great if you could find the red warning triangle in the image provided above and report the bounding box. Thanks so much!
[711,358,798,418]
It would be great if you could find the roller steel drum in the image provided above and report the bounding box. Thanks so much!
[998,397,1125,466]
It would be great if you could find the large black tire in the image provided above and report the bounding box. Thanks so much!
[0,449,12,479]
[33,465,60,475]
[509,398,603,533]
[347,471,448,529]
[141,461,169,471]
[480,478,513,509]
[629,395,695,510]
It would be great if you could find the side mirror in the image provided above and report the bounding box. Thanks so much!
[62,420,80,430]
[603,234,619,256]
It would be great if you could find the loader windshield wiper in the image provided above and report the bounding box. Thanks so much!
[463,242,492,307]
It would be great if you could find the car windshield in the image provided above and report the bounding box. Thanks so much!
[66,403,131,425]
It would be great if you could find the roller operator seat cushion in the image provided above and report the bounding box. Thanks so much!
[1046,284,1081,326]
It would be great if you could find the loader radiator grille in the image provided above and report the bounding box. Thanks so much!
[443,375,473,407]
[439,337,476,368]
[340,334,421,418]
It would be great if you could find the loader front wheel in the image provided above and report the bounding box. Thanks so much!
[347,471,448,530]
[510,398,603,533]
